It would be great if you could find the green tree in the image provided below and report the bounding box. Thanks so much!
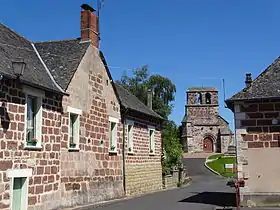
[116,65,176,119]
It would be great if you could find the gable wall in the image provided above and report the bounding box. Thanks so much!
[60,45,124,208]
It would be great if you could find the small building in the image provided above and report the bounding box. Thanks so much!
[114,84,163,196]
[0,4,163,210]
[226,57,280,206]
[181,87,233,153]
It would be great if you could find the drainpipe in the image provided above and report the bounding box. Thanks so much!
[122,108,128,194]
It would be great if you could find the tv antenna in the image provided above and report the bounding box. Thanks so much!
[97,0,105,44]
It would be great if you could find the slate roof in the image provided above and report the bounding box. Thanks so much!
[226,57,280,104]
[34,39,90,90]
[114,83,163,120]
[188,87,218,92]
[0,23,64,94]
[1,23,162,120]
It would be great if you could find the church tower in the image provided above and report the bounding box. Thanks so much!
[181,87,232,153]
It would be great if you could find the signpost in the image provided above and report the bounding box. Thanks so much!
[225,163,234,173]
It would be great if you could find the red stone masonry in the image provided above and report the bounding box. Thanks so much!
[59,65,124,206]
[0,79,62,209]
[240,100,280,148]
[124,118,162,164]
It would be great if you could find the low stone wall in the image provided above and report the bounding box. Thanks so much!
[125,163,162,196]
[163,170,179,189]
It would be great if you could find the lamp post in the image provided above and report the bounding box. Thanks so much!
[12,58,26,78]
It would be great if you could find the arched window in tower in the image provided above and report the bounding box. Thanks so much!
[195,92,202,104]
[205,92,211,104]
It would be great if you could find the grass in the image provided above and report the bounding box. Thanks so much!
[207,154,223,160]
[206,155,237,178]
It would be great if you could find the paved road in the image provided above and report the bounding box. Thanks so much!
[77,158,237,210]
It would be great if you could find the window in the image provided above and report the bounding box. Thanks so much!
[195,92,202,104]
[7,169,32,210]
[126,120,134,153]
[24,86,43,149]
[109,116,118,153]
[67,107,82,150]
[205,92,211,104]
[149,126,155,154]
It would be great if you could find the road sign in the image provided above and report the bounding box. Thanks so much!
[225,164,234,169]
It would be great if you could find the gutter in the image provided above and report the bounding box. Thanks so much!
[121,107,128,195]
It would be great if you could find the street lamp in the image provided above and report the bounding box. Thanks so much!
[12,58,26,78]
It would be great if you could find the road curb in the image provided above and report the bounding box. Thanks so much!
[204,157,222,177]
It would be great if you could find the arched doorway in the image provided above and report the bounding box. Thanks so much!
[203,137,213,152]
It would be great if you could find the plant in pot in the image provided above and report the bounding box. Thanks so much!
[110,145,116,151]
[128,147,132,152]
[69,142,76,148]
[27,138,38,146]
[150,149,154,153]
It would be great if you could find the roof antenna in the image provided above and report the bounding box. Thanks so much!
[97,0,105,46]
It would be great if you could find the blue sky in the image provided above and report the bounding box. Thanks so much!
[1,0,280,128]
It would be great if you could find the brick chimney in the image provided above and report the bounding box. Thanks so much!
[80,4,99,48]
[245,73,252,88]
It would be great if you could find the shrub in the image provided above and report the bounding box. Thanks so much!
[162,121,183,175]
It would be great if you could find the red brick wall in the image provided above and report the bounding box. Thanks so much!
[0,79,62,209]
[239,100,280,148]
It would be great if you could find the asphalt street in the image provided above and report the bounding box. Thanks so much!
[78,158,237,210]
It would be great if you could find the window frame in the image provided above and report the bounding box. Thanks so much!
[148,125,155,155]
[126,120,134,154]
[67,106,82,151]
[7,168,32,210]
[109,116,119,153]
[23,86,44,150]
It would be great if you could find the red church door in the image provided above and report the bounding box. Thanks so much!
[203,137,213,152]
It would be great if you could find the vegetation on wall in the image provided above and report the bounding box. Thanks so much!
[116,66,183,175]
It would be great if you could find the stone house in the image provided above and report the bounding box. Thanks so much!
[226,57,280,206]
[181,87,233,153]
[114,84,163,196]
[0,4,163,210]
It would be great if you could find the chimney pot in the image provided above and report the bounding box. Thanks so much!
[245,73,252,88]
[80,4,99,48]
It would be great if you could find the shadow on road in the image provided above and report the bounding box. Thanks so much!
[179,191,236,207]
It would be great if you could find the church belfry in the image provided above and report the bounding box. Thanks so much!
[181,87,233,153]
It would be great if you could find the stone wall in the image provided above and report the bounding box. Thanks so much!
[0,79,62,210]
[234,100,280,206]
[59,46,124,208]
[163,171,179,189]
[184,115,233,153]
[124,118,162,196]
